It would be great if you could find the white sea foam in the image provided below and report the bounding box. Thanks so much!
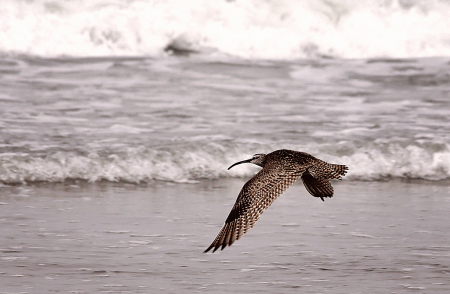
[0,142,449,184]
[1,0,450,59]
[339,143,450,181]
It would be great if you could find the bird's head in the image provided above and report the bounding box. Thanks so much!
[228,153,267,170]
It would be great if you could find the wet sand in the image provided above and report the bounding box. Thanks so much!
[1,179,450,293]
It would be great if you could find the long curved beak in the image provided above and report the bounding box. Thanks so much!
[228,158,252,170]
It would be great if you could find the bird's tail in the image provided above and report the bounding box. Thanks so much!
[331,164,348,179]
[310,162,348,180]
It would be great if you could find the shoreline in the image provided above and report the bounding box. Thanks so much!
[1,179,449,293]
[2,174,450,188]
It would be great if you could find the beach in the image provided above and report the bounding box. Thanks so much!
[1,1,450,293]
[1,179,449,293]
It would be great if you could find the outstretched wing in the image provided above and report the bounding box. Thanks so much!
[301,160,348,201]
[204,161,304,253]
[301,170,334,201]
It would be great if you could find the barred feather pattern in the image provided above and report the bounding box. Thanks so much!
[204,149,348,253]
[308,161,348,180]
[204,161,304,253]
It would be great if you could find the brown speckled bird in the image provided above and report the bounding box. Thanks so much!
[204,149,348,253]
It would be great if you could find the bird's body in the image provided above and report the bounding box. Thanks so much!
[204,149,348,253]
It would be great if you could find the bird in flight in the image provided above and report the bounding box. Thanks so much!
[204,149,348,253]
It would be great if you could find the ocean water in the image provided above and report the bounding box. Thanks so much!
[1,55,450,184]
[1,0,450,184]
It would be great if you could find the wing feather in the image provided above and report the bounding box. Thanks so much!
[301,170,334,201]
[204,161,304,253]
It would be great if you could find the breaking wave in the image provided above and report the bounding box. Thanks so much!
[1,141,449,184]
[1,0,450,59]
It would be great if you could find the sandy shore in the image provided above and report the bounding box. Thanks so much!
[1,179,450,293]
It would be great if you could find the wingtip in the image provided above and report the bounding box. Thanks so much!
[204,243,215,253]
[203,244,223,253]
[204,241,233,253]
